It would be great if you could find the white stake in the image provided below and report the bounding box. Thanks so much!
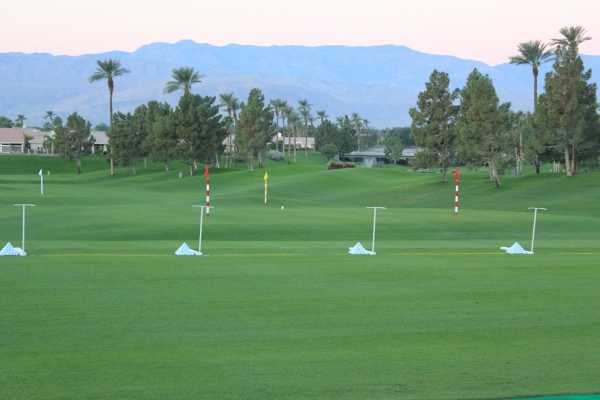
[38,169,44,195]
[528,207,548,254]
[366,207,386,253]
[13,204,35,253]
[192,205,213,254]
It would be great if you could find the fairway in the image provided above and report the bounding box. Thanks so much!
[1,155,600,400]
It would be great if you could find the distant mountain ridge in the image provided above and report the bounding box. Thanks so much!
[1,40,600,127]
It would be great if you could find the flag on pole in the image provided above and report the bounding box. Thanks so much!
[452,167,461,214]
[38,169,44,195]
[264,171,269,205]
[203,164,211,215]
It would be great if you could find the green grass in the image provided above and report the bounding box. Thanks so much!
[1,155,599,400]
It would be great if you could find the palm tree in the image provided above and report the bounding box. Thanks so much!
[164,67,203,95]
[509,41,553,175]
[316,110,328,126]
[552,26,591,55]
[350,113,364,150]
[509,41,553,111]
[89,59,130,176]
[285,108,299,163]
[279,102,290,157]
[219,92,240,167]
[270,99,287,152]
[15,114,26,128]
[298,99,311,155]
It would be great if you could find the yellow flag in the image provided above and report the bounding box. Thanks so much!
[263,172,269,205]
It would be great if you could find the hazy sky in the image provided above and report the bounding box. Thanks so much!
[2,0,599,64]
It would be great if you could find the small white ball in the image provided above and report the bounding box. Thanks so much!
[281,206,285,210]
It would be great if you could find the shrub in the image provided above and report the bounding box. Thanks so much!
[327,161,355,170]
[266,150,284,161]
[320,143,338,161]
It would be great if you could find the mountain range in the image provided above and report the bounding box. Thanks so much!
[1,40,600,128]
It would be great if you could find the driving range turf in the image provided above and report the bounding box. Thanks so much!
[1,155,599,400]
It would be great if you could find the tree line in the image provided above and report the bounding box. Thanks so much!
[409,26,600,186]
[19,62,374,174]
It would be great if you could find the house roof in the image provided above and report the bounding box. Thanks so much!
[91,130,109,145]
[0,128,50,145]
[0,128,25,144]
[347,146,386,158]
[346,146,421,158]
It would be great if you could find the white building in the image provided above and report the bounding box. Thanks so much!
[90,131,109,154]
[272,133,315,150]
[0,128,53,154]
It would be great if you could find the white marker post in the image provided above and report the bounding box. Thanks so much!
[366,207,386,254]
[192,205,213,255]
[13,204,35,253]
[38,169,44,195]
[528,207,548,254]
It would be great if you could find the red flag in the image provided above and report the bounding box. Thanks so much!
[203,164,209,179]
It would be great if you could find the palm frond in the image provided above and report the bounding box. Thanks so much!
[89,58,129,82]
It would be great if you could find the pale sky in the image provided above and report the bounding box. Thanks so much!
[2,0,599,65]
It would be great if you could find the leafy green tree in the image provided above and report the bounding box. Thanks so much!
[89,59,130,176]
[173,93,227,175]
[336,115,358,155]
[237,89,275,170]
[94,123,110,132]
[15,114,26,128]
[536,26,599,176]
[0,116,14,128]
[410,149,439,171]
[409,70,459,181]
[382,127,414,146]
[383,132,404,164]
[148,104,176,171]
[54,113,92,174]
[165,67,203,95]
[315,118,338,151]
[457,69,512,187]
[320,143,338,160]
[110,112,142,174]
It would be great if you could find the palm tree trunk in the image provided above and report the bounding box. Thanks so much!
[293,128,297,163]
[305,124,308,156]
[565,147,572,176]
[533,69,539,112]
[109,87,115,176]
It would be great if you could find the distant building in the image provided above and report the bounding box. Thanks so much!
[222,133,316,153]
[343,146,421,167]
[272,133,315,150]
[0,128,53,154]
[223,134,237,154]
[90,131,109,154]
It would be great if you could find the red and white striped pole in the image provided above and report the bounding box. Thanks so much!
[204,164,211,215]
[452,167,461,215]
